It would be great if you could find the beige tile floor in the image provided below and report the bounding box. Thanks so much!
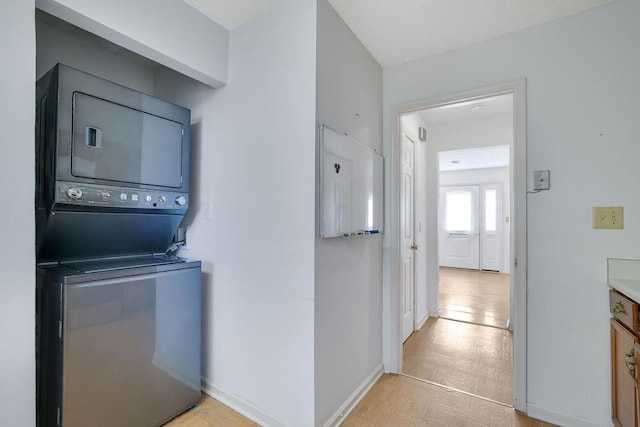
[439,267,510,329]
[166,268,556,426]
[403,317,513,405]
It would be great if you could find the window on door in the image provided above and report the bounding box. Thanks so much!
[484,189,497,232]
[445,190,473,232]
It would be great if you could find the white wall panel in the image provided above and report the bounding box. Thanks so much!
[0,1,36,425]
[160,1,318,425]
[315,0,383,424]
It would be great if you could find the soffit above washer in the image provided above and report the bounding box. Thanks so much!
[183,0,618,68]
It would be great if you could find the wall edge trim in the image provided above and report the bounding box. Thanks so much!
[323,364,384,427]
[527,403,609,427]
[201,378,287,427]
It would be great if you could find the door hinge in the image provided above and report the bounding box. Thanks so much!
[514,258,518,268]
[58,321,62,338]
[57,407,61,425]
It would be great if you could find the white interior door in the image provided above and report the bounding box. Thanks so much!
[439,186,479,269]
[480,184,502,271]
[401,134,415,342]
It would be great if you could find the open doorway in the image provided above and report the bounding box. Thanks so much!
[438,143,511,329]
[389,81,527,411]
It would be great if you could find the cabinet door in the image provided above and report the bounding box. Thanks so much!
[637,342,640,427]
[612,318,637,427]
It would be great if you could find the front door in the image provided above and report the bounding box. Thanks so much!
[439,185,480,269]
[439,184,502,271]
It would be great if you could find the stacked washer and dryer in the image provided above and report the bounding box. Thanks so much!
[35,64,202,427]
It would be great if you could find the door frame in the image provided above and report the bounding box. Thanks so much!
[384,79,527,412]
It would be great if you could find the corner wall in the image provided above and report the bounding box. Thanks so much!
[384,0,640,424]
[315,0,383,424]
[0,1,36,425]
[161,1,319,425]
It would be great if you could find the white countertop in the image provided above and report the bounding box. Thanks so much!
[608,258,640,302]
[609,278,640,303]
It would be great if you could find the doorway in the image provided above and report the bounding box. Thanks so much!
[387,80,527,411]
[437,144,511,330]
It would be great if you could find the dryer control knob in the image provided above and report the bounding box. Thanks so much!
[67,187,83,200]
[175,196,187,206]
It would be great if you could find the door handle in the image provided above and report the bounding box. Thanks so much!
[625,348,637,386]
[410,244,418,251]
[613,301,626,314]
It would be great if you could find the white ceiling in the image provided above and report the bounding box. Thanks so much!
[418,93,513,125]
[439,145,510,172]
[183,0,617,67]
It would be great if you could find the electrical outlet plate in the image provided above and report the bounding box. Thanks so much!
[533,170,550,190]
[593,206,624,229]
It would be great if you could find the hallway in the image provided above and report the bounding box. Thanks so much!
[439,268,510,329]
[343,267,553,425]
[403,267,512,403]
[403,317,513,405]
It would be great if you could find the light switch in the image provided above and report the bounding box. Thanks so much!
[533,170,550,190]
[593,206,624,229]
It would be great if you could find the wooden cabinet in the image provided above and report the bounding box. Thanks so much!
[611,317,638,427]
[611,288,640,427]
[611,290,640,334]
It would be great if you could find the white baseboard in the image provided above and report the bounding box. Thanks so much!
[527,403,612,427]
[427,308,440,318]
[415,313,429,330]
[201,378,287,427]
[323,364,384,427]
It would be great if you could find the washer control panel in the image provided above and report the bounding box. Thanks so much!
[56,181,188,210]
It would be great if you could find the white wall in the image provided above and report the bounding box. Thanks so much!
[36,11,156,93]
[0,1,35,426]
[384,0,640,424]
[314,0,383,424]
[36,0,228,87]
[440,167,511,274]
[161,1,318,425]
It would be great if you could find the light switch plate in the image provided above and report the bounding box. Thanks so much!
[533,170,550,190]
[593,206,624,229]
